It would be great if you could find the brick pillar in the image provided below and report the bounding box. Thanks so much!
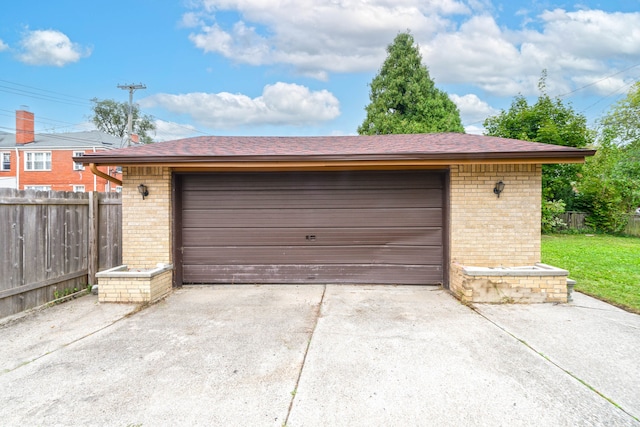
[121,166,172,269]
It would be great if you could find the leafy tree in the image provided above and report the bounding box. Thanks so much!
[575,139,631,233]
[600,81,640,147]
[575,83,640,233]
[484,73,593,213]
[358,32,464,135]
[90,98,156,144]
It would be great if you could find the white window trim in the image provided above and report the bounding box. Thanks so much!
[73,185,85,192]
[0,152,10,171]
[25,185,52,191]
[24,151,52,171]
[73,151,85,171]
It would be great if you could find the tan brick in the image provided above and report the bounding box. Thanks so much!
[450,164,542,268]
[121,167,172,269]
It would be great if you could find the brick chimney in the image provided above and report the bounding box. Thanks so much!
[16,109,35,144]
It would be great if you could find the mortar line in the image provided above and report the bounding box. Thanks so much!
[284,284,327,426]
[468,304,639,423]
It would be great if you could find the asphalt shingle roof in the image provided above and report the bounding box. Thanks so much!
[77,133,596,165]
[0,131,122,149]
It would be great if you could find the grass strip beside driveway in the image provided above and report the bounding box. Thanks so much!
[542,234,640,313]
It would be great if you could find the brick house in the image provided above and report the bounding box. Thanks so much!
[78,134,595,304]
[0,110,123,192]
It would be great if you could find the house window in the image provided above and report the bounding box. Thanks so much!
[0,152,10,171]
[73,185,85,192]
[25,185,51,191]
[25,152,52,171]
[115,186,122,193]
[115,166,122,174]
[73,152,85,171]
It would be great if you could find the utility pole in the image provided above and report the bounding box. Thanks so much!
[117,83,146,147]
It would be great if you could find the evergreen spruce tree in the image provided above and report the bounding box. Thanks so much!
[358,32,464,135]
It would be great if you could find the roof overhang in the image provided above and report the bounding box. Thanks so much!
[74,134,596,170]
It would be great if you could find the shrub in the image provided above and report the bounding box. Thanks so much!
[541,199,566,234]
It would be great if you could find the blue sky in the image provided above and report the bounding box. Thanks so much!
[1,0,639,141]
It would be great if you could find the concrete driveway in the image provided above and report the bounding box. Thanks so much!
[1,285,638,426]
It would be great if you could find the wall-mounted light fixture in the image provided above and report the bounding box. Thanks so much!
[138,184,149,200]
[493,180,505,198]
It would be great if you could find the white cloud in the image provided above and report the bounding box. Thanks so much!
[537,9,640,59]
[184,1,640,101]
[141,82,340,129]
[17,29,90,66]
[463,124,485,135]
[186,0,469,78]
[450,93,498,131]
[190,21,270,66]
[568,75,632,97]
[180,11,204,28]
[424,9,640,97]
[422,15,533,96]
[73,121,98,132]
[154,120,200,141]
[0,39,8,51]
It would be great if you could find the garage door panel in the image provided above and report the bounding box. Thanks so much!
[183,264,443,285]
[182,227,443,246]
[182,171,443,191]
[183,208,443,228]
[182,188,443,209]
[183,245,442,265]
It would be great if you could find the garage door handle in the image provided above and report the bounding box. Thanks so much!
[305,235,316,241]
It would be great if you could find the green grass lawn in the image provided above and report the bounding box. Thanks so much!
[542,234,640,313]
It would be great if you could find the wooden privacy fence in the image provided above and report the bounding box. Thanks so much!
[0,189,121,318]
[558,211,588,230]
[558,210,640,236]
[626,215,640,236]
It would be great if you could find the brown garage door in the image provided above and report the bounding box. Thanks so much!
[179,170,445,284]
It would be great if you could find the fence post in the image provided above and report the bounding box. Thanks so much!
[88,191,99,285]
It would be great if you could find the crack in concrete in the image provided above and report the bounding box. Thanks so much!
[1,304,144,376]
[283,284,326,426]
[468,304,640,423]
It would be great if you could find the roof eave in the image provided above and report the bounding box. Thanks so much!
[76,149,597,167]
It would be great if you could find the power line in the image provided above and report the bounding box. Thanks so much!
[0,79,90,102]
[0,86,90,107]
[0,110,90,134]
[0,109,81,126]
[556,62,640,99]
[1,106,209,138]
[1,79,210,138]
[578,78,638,116]
[463,71,640,131]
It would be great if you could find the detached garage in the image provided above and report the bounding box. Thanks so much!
[81,133,595,304]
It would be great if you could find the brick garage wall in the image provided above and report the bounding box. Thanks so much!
[121,166,172,268]
[450,164,541,267]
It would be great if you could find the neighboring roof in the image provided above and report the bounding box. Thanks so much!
[0,131,123,149]
[77,133,596,166]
